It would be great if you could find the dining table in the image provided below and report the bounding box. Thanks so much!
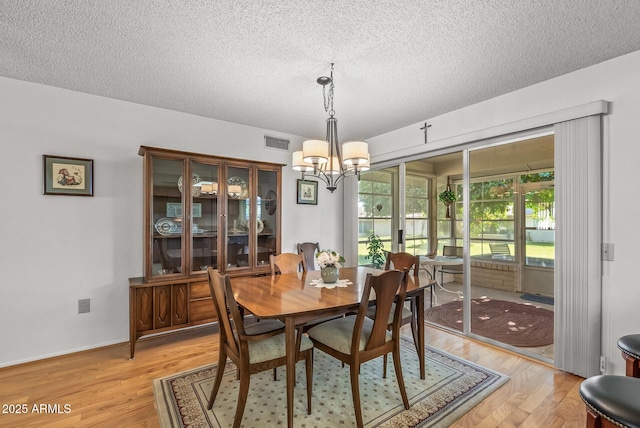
[231,266,435,428]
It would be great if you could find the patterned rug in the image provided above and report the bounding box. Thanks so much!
[153,338,508,427]
[425,298,554,347]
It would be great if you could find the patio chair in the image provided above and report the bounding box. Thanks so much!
[489,242,511,257]
[436,246,463,285]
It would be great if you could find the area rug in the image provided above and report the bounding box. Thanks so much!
[153,337,508,427]
[425,298,554,347]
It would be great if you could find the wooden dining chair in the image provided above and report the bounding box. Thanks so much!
[297,242,320,271]
[270,252,307,275]
[307,269,410,428]
[367,251,421,377]
[206,268,314,428]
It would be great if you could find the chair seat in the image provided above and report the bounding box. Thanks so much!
[365,303,412,325]
[249,333,313,365]
[618,334,640,359]
[245,319,285,336]
[579,375,640,428]
[307,315,392,355]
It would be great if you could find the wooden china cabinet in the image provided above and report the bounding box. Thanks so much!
[128,146,282,358]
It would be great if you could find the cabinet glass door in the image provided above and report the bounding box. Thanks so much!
[226,166,251,270]
[257,169,278,266]
[191,161,219,273]
[152,157,184,277]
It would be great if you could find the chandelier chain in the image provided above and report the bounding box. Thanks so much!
[322,63,335,116]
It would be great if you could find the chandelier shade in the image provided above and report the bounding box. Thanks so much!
[302,139,329,165]
[292,151,314,172]
[292,63,370,193]
[342,141,369,165]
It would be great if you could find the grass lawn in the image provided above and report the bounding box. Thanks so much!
[357,239,554,265]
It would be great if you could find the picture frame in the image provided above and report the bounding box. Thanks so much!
[43,155,94,196]
[297,179,318,205]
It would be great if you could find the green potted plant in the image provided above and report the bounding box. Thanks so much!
[439,182,457,218]
[365,233,386,269]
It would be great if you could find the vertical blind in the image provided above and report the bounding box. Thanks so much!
[554,115,602,377]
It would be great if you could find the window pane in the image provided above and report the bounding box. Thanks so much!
[482,200,514,219]
[484,179,514,199]
[358,180,372,193]
[373,195,392,216]
[437,220,451,238]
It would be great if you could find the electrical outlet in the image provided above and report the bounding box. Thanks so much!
[78,298,90,314]
[600,356,606,372]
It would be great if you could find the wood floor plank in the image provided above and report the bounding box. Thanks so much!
[0,324,587,427]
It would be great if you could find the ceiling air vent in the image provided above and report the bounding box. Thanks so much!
[265,135,290,151]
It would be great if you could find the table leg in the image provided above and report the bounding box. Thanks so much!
[285,316,296,428]
[416,290,425,379]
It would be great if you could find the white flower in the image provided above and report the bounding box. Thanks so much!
[315,250,345,268]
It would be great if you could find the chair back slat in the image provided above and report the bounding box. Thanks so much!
[207,268,241,356]
[384,252,419,277]
[270,253,307,275]
[352,270,407,352]
[297,242,320,271]
[443,245,463,257]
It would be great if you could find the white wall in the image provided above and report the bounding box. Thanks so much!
[0,77,343,367]
[366,49,640,375]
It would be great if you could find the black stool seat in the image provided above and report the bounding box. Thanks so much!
[618,334,640,377]
[579,375,640,428]
[618,334,640,359]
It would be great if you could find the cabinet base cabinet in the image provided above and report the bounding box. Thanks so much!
[129,278,216,358]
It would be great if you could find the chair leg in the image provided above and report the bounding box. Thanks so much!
[208,350,227,410]
[383,353,388,378]
[273,367,277,381]
[409,297,420,355]
[392,345,410,410]
[233,371,251,428]
[305,349,313,414]
[350,364,364,428]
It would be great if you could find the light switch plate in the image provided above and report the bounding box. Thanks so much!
[78,298,90,314]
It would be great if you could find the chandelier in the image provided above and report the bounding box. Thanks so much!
[292,63,370,192]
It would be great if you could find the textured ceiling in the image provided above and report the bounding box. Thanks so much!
[2,1,640,142]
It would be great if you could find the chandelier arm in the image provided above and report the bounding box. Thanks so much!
[308,170,332,188]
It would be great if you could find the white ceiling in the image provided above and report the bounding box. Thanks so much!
[3,1,640,142]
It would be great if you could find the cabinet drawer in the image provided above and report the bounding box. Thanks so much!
[190,281,211,299]
[190,298,216,323]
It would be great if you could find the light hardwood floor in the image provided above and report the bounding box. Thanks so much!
[0,324,587,428]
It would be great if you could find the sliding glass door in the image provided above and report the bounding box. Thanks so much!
[357,166,399,265]
[357,134,555,363]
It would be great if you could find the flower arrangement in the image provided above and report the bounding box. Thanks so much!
[315,249,345,269]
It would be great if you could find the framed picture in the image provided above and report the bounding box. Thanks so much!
[297,179,318,205]
[43,155,94,196]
